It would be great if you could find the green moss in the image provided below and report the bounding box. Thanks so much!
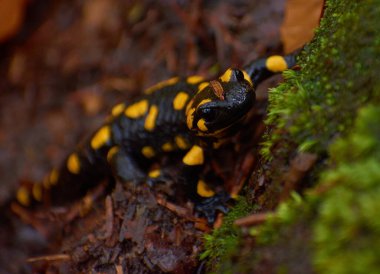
[258,0,380,271]
[215,193,315,274]
[201,197,254,272]
[263,0,380,157]
[229,104,380,274]
[313,105,380,274]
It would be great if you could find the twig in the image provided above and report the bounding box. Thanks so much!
[27,254,71,263]
[234,212,270,227]
[99,195,114,240]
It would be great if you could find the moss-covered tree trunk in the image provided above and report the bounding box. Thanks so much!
[204,0,380,273]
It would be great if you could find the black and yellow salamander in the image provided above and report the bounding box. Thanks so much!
[15,53,297,222]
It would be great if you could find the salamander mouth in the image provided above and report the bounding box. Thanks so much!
[196,114,248,138]
[205,98,252,131]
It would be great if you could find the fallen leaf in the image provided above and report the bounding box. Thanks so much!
[281,0,325,53]
[0,0,28,42]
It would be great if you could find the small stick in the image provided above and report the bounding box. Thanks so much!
[27,254,71,263]
[234,212,270,227]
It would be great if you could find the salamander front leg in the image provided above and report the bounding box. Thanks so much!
[190,177,230,223]
[181,145,231,223]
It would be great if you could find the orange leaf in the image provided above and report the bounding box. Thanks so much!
[281,0,325,53]
[0,0,28,42]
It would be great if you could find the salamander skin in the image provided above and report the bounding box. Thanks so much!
[16,53,297,222]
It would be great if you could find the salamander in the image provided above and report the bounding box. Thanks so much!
[15,53,297,222]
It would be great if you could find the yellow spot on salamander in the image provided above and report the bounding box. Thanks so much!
[107,146,119,162]
[219,68,233,82]
[148,169,161,178]
[183,145,204,166]
[111,103,125,116]
[49,169,59,186]
[186,108,195,129]
[16,186,30,206]
[142,146,155,158]
[173,92,189,110]
[197,180,215,198]
[187,75,204,84]
[197,118,208,132]
[185,98,194,114]
[162,142,174,152]
[124,100,148,119]
[144,105,159,131]
[145,77,179,94]
[67,153,81,174]
[175,135,189,150]
[32,184,42,202]
[91,126,111,150]
[198,98,211,107]
[265,55,288,72]
[242,69,253,86]
[197,82,209,92]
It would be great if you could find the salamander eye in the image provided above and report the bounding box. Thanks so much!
[234,69,245,82]
[200,107,217,121]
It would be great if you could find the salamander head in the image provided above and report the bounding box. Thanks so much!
[186,68,255,138]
